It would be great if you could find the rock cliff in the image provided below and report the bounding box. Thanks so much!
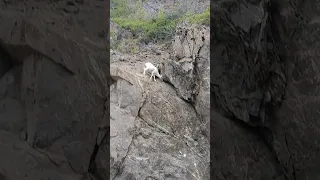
[0,0,108,179]
[212,0,320,179]
[110,24,210,179]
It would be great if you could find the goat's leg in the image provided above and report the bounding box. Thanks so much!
[153,70,157,81]
[143,68,146,76]
[151,70,156,81]
[150,71,155,81]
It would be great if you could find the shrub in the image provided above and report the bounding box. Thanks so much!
[112,9,178,43]
[185,6,210,26]
[111,0,209,45]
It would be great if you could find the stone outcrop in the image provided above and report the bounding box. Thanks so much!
[110,61,209,179]
[110,24,210,179]
[212,0,320,179]
[0,0,108,179]
[168,24,210,124]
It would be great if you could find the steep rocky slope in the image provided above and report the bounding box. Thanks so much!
[0,0,108,179]
[110,24,210,179]
[212,0,320,179]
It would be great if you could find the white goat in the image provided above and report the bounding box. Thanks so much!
[143,62,162,81]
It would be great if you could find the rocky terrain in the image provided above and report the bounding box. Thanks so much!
[0,0,108,179]
[7,0,320,179]
[0,0,210,178]
[110,24,210,179]
[212,0,320,179]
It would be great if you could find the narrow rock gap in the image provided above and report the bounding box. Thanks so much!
[0,46,15,79]
[88,97,108,180]
[88,127,108,180]
[282,125,297,180]
[0,46,29,143]
[112,134,135,180]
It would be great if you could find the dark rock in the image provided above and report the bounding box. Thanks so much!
[212,0,320,179]
[0,49,12,79]
[75,0,84,5]
[0,0,108,179]
[63,2,79,14]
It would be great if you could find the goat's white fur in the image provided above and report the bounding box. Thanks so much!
[143,62,162,81]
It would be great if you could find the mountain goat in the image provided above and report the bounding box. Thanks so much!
[143,62,162,81]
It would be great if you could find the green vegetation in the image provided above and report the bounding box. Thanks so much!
[111,0,209,45]
[185,6,210,26]
[111,0,178,43]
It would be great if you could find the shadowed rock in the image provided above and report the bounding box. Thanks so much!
[0,1,108,179]
[212,0,320,179]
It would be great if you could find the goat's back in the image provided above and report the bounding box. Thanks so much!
[145,62,156,69]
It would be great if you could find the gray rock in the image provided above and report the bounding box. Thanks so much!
[110,56,209,179]
[164,25,210,105]
[212,0,320,179]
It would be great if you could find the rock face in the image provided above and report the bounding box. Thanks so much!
[169,25,210,124]
[212,0,320,179]
[110,24,210,179]
[0,0,108,179]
